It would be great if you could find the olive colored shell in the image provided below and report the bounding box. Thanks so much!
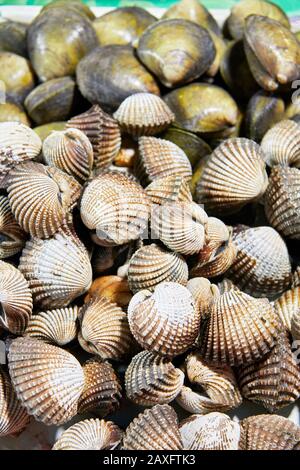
[127,282,199,358]
[274,287,300,331]
[24,77,76,125]
[146,175,192,205]
[0,52,34,105]
[7,162,82,239]
[76,45,159,111]
[85,275,132,309]
[261,119,300,167]
[34,122,66,142]
[0,19,27,57]
[0,195,26,259]
[8,337,84,426]
[125,351,184,406]
[122,404,183,450]
[187,277,219,318]
[41,0,95,20]
[0,260,32,335]
[0,102,30,126]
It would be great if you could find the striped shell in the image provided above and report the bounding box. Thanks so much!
[291,309,300,341]
[8,337,85,426]
[127,243,188,294]
[128,282,200,358]
[122,404,183,450]
[0,195,26,259]
[187,277,219,318]
[274,286,300,330]
[113,93,174,136]
[292,266,300,288]
[0,260,32,335]
[125,351,184,406]
[25,306,79,346]
[78,296,134,361]
[53,418,123,450]
[190,236,237,278]
[19,228,92,308]
[146,175,192,205]
[261,119,300,168]
[176,385,230,414]
[7,162,82,239]
[195,138,268,214]
[66,105,121,170]
[43,128,93,182]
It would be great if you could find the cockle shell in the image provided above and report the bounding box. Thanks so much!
[146,175,192,205]
[78,296,134,361]
[128,282,200,358]
[19,228,92,308]
[292,266,300,288]
[43,128,94,182]
[291,309,300,341]
[0,260,32,335]
[273,287,300,330]
[7,162,82,239]
[176,385,229,414]
[127,243,188,294]
[8,337,85,426]
[0,195,26,259]
[187,277,219,318]
[113,93,174,136]
[66,105,121,170]
[25,306,79,346]
[261,120,300,168]
[53,418,123,450]
[85,275,132,308]
[0,367,30,437]
[125,351,184,406]
[122,404,183,450]
[195,138,268,215]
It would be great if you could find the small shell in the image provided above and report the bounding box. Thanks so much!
[291,309,300,341]
[274,287,300,330]
[146,175,192,205]
[0,260,32,335]
[261,120,300,168]
[66,105,121,170]
[128,243,188,294]
[25,306,79,346]
[125,351,184,406]
[85,275,132,308]
[78,296,134,361]
[176,385,228,414]
[0,195,26,259]
[122,404,183,450]
[8,337,85,426]
[53,418,123,450]
[187,277,219,318]
[127,282,200,358]
[190,236,237,279]
[113,93,174,136]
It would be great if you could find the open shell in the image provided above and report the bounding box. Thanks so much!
[0,195,26,259]
[146,175,192,205]
[261,119,300,168]
[274,287,300,330]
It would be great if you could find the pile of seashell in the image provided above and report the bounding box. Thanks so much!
[1,0,300,451]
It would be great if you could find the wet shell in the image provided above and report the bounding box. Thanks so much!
[127,243,188,294]
[113,93,174,136]
[261,120,300,168]
[66,105,121,170]
[8,337,85,426]
[273,287,300,330]
[122,404,183,450]
[127,282,200,358]
[291,309,300,341]
[25,306,79,346]
[187,277,219,318]
[0,195,26,259]
[19,228,92,308]
[85,275,132,308]
[43,128,93,182]
[125,351,184,406]
[7,162,82,239]
[78,296,134,361]
[53,418,123,450]
[195,138,268,215]
[0,260,32,335]
[146,175,192,205]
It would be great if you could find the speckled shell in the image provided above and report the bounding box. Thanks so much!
[0,260,32,335]
[274,287,300,330]
[146,175,192,205]
[187,277,219,318]
[0,195,26,259]
[7,162,82,239]
[78,296,134,361]
[195,138,268,215]
[261,120,300,168]
[66,105,121,170]
[125,351,184,406]
[53,418,123,450]
[291,309,300,341]
[8,337,85,426]
[122,404,183,450]
[128,243,188,294]
[127,282,200,358]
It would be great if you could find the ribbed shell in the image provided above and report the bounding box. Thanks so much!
[25,306,79,346]
[125,351,184,406]
[176,385,230,414]
[7,162,82,239]
[0,195,26,259]
[19,228,92,308]
[78,296,134,361]
[66,105,121,170]
[190,237,237,278]
[261,119,300,168]
[53,419,123,450]
[113,93,174,136]
[8,337,85,426]
[274,287,300,330]
[0,367,30,437]
[227,226,292,298]
[291,309,300,341]
[0,260,32,335]
[43,128,94,182]
[187,277,219,318]
[128,243,188,294]
[146,175,192,205]
[199,288,280,366]
[122,404,183,450]
[195,138,268,214]
[127,282,199,358]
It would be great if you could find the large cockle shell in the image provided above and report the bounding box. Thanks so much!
[8,337,85,426]
[187,277,219,318]
[0,260,32,335]
[261,120,300,168]
[125,351,184,406]
[274,286,300,330]
[146,175,192,205]
[122,404,183,450]
[0,195,26,259]
[127,282,199,358]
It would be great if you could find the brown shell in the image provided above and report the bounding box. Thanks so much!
[261,119,300,168]
[274,287,300,331]
[146,175,192,205]
[176,385,229,414]
[85,275,132,309]
[291,309,300,341]
[187,277,220,318]
[0,195,26,259]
